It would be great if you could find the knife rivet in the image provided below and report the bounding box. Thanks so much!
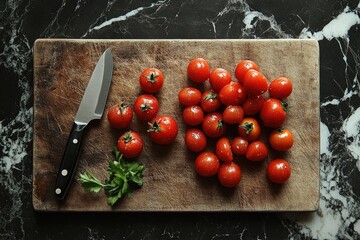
[73,139,78,144]
[55,188,62,195]
[61,169,68,176]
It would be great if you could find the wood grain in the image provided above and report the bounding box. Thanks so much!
[33,39,319,211]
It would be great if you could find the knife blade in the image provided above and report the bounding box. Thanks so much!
[55,48,113,200]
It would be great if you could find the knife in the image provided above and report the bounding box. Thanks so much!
[55,48,113,200]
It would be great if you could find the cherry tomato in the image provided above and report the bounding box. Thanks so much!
[107,101,133,129]
[215,138,233,163]
[260,98,287,128]
[134,94,159,121]
[223,105,244,124]
[235,60,260,84]
[139,68,164,93]
[185,128,207,152]
[209,68,232,92]
[242,95,265,116]
[195,152,220,177]
[187,58,210,83]
[243,69,268,96]
[200,90,222,112]
[202,112,226,138]
[218,162,242,188]
[178,87,202,106]
[218,81,247,106]
[269,77,293,99]
[182,105,204,126]
[267,159,291,184]
[231,137,248,155]
[269,128,294,151]
[237,117,261,141]
[245,140,268,161]
[148,115,178,145]
[117,131,143,158]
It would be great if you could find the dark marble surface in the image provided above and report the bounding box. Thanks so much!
[1,0,360,239]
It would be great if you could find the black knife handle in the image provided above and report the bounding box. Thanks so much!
[55,122,87,200]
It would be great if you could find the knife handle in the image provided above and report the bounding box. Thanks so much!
[55,122,87,200]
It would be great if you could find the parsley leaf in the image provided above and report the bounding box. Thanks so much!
[79,148,145,206]
[78,172,104,193]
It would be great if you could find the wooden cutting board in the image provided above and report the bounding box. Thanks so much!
[33,39,319,211]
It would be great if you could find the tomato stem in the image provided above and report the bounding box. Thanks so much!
[204,92,217,100]
[122,131,133,143]
[146,72,159,83]
[140,103,153,111]
[118,101,129,113]
[217,120,224,130]
[147,120,160,132]
[241,122,254,135]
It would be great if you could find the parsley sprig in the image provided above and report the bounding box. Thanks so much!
[79,148,145,206]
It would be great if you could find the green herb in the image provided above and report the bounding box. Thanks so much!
[79,148,145,206]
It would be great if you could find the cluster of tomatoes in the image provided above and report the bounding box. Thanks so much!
[107,68,178,158]
[179,58,294,188]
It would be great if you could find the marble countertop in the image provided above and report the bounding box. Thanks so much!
[1,0,360,239]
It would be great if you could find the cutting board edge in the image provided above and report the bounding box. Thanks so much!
[34,38,319,45]
[32,202,320,212]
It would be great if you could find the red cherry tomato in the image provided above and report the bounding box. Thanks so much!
[237,117,261,141]
[187,58,210,83]
[235,60,260,84]
[269,128,294,151]
[267,159,291,184]
[243,69,268,96]
[134,94,159,121]
[209,68,232,92]
[185,128,207,152]
[107,101,133,129]
[195,152,220,177]
[260,98,287,128]
[215,137,233,163]
[200,90,222,112]
[222,105,244,124]
[245,140,268,161]
[139,68,164,93]
[218,162,242,188]
[242,95,265,116]
[182,105,204,126]
[117,131,143,158]
[178,87,202,106]
[231,137,248,155]
[269,77,293,99]
[202,112,227,138]
[148,115,178,144]
[218,81,247,106]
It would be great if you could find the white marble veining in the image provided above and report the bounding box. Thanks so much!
[300,3,360,41]
[83,0,167,38]
[320,121,331,157]
[0,2,33,239]
[208,0,292,38]
[0,81,32,240]
[343,107,360,170]
[242,9,292,38]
